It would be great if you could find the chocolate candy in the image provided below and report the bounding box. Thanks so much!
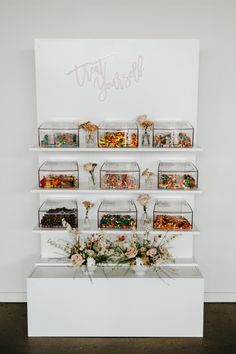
[99,214,136,229]
[40,207,78,228]
[153,214,192,230]
[158,173,196,190]
[101,174,138,190]
[40,175,79,189]
[99,132,138,148]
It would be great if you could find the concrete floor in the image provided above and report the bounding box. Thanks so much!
[0,303,235,354]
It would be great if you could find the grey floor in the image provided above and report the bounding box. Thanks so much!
[0,303,235,354]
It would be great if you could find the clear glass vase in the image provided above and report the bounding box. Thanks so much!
[84,211,91,229]
[141,129,151,147]
[85,131,96,147]
[144,175,154,188]
[140,209,150,229]
[88,173,96,189]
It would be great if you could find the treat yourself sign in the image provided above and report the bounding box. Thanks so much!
[65,54,144,102]
[35,39,199,122]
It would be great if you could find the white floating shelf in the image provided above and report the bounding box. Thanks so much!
[29,146,203,152]
[35,257,198,267]
[31,186,202,195]
[32,223,200,235]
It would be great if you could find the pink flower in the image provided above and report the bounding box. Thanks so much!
[146,248,157,257]
[125,247,138,259]
[71,253,85,266]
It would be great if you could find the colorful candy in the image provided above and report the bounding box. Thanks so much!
[98,132,138,148]
[177,132,192,147]
[158,173,196,190]
[39,175,79,189]
[154,132,192,148]
[153,214,192,230]
[41,133,78,147]
[101,174,138,190]
[40,207,78,228]
[154,133,172,147]
[99,214,136,229]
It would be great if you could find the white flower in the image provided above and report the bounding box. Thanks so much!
[83,163,97,172]
[137,194,151,207]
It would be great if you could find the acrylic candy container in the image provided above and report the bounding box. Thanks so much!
[39,161,79,189]
[98,121,138,148]
[158,161,198,190]
[38,199,78,229]
[153,199,193,230]
[38,121,80,148]
[100,162,140,190]
[153,121,194,148]
[98,200,137,230]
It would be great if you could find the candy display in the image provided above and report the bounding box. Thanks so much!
[38,199,78,229]
[98,200,137,230]
[153,199,193,230]
[99,214,136,229]
[39,161,79,189]
[38,121,80,148]
[98,121,138,148]
[100,162,140,190]
[153,121,194,148]
[153,215,192,230]
[158,161,198,190]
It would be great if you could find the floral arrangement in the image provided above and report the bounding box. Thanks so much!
[142,168,155,178]
[113,233,176,266]
[136,115,154,131]
[80,121,98,145]
[137,194,151,224]
[48,226,113,266]
[82,200,95,225]
[80,121,98,133]
[48,221,177,270]
[83,163,97,186]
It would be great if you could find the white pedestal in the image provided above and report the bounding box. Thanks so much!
[27,266,204,337]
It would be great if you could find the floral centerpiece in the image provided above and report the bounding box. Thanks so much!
[136,114,154,147]
[82,200,95,227]
[80,121,98,146]
[83,163,97,188]
[137,193,151,227]
[48,220,177,275]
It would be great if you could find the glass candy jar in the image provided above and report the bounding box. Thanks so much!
[39,161,79,189]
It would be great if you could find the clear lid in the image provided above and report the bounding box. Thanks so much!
[154,120,193,130]
[39,121,80,129]
[154,199,192,213]
[101,161,140,172]
[99,199,137,212]
[39,199,78,212]
[158,161,197,172]
[98,121,138,130]
[39,160,79,171]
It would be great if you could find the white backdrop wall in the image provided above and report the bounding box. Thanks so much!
[0,0,235,302]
